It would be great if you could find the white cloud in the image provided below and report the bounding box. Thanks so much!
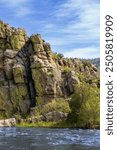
[15,7,32,17]
[64,1,98,36]
[45,0,99,45]
[38,0,100,58]
[63,47,99,58]
[44,35,99,47]
[0,0,29,7]
[0,0,32,17]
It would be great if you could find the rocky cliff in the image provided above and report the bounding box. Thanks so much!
[0,20,99,121]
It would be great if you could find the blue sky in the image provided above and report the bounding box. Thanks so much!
[0,0,100,58]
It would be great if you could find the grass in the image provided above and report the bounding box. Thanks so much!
[16,121,73,128]
[16,121,100,129]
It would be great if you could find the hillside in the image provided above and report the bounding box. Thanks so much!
[89,58,100,70]
[0,20,100,127]
[80,58,100,70]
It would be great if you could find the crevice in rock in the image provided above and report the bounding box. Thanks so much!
[25,56,36,107]
[7,81,13,105]
[16,43,36,108]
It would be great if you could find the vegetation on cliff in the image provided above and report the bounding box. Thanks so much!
[68,83,100,128]
[0,20,100,128]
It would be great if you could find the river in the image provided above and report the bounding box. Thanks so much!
[0,127,100,150]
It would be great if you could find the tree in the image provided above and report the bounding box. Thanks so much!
[68,84,100,128]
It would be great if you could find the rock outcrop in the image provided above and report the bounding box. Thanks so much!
[0,118,16,127]
[0,20,99,120]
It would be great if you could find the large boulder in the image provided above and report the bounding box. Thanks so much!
[0,118,16,127]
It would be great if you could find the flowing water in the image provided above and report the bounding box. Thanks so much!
[0,127,100,150]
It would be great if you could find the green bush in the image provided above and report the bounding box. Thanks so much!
[52,52,64,60]
[68,84,100,128]
[40,98,70,114]
[62,66,72,73]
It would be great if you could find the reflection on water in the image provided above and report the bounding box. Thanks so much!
[0,127,100,150]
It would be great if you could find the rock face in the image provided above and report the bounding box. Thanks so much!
[0,20,99,120]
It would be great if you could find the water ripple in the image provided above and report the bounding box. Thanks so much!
[0,127,100,150]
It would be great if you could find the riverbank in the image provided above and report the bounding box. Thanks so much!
[16,121,100,129]
[0,118,99,129]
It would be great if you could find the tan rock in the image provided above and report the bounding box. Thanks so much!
[0,118,16,127]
